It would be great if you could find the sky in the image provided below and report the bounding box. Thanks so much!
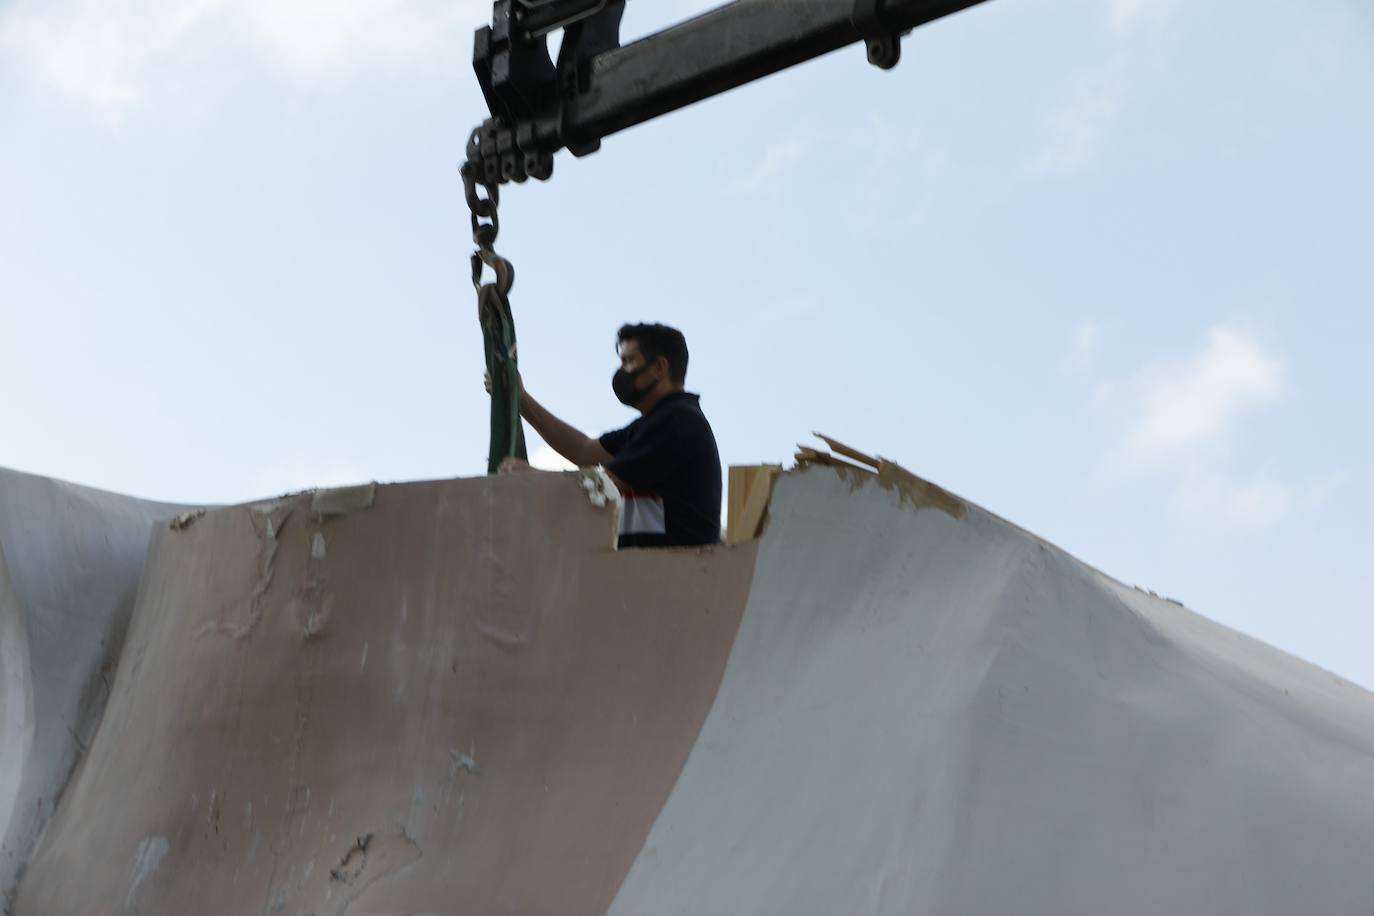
[1,0,1371,686]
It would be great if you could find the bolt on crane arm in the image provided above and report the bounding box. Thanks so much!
[467,0,995,185]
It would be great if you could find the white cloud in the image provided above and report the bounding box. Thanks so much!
[1226,475,1291,526]
[1223,473,1297,528]
[0,0,483,116]
[719,135,812,197]
[1035,68,1123,175]
[1109,0,1178,36]
[1125,325,1285,465]
[1034,0,1182,176]
[240,0,470,84]
[0,0,218,116]
[1070,320,1100,370]
[1093,323,1328,530]
[864,114,948,176]
[1175,469,1336,530]
[747,137,810,185]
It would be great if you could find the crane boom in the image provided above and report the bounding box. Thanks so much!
[468,0,995,185]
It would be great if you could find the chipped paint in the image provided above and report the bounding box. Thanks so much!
[330,833,372,883]
[874,461,966,519]
[124,835,169,906]
[449,745,480,777]
[169,509,206,531]
[576,468,614,509]
[290,579,332,640]
[326,829,422,915]
[238,505,292,640]
[796,459,966,520]
[311,484,376,518]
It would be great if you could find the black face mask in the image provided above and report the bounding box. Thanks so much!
[612,363,655,407]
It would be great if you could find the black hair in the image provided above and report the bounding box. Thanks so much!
[617,323,689,385]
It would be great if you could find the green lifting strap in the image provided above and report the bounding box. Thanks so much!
[473,248,527,474]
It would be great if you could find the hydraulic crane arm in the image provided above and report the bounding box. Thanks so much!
[467,0,995,185]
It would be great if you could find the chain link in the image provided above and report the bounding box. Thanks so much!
[463,129,526,471]
[463,161,513,299]
[463,152,516,354]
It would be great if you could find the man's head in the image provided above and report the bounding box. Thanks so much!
[613,323,688,413]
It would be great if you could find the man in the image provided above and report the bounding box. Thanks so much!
[497,323,722,549]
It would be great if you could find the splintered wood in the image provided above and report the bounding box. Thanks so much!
[726,465,781,544]
[811,433,881,470]
[736,435,920,543]
[794,433,880,474]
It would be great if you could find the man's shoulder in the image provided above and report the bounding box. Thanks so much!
[659,392,709,422]
[651,394,714,440]
[606,393,712,451]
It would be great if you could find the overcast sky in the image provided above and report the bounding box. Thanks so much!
[2,0,1371,686]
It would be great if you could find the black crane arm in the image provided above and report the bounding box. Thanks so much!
[467,0,994,185]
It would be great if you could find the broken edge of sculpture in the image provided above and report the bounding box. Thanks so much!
[608,467,1374,914]
[0,469,189,914]
[14,472,758,915]
[8,460,1374,915]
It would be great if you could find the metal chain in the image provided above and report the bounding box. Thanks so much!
[463,159,517,376]
[463,160,514,301]
[463,128,526,471]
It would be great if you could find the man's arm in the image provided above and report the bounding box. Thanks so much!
[520,388,613,467]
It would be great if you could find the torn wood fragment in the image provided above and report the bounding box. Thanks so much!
[812,433,881,470]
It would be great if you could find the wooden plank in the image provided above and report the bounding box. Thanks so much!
[794,446,868,472]
[733,465,780,543]
[726,464,781,543]
[727,466,754,540]
[812,433,881,470]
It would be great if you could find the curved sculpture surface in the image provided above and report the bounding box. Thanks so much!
[0,469,186,913]
[15,474,756,915]
[10,465,1374,914]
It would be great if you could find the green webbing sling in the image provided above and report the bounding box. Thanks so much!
[476,253,527,473]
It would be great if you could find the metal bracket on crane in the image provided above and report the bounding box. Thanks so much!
[852,0,904,70]
[465,0,993,186]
